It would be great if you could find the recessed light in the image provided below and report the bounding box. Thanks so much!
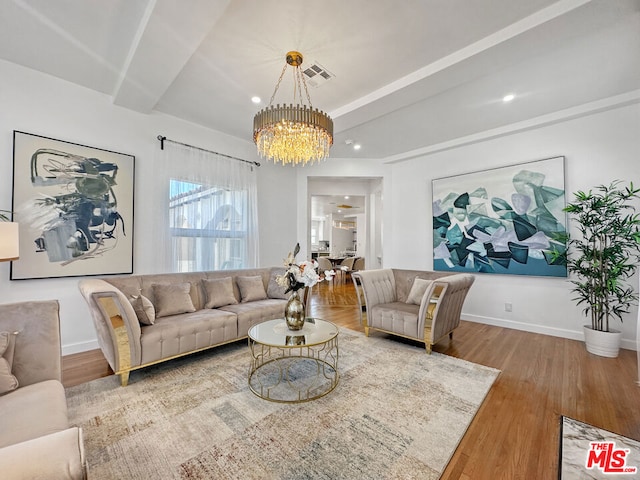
[353,144,361,150]
[251,96,261,104]
[344,196,349,200]
[503,94,515,102]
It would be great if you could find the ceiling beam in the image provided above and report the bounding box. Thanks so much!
[330,0,593,130]
[112,0,230,113]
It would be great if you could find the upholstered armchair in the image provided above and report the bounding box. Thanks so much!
[0,300,87,479]
[352,269,475,353]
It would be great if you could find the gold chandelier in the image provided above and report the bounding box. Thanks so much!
[253,51,333,166]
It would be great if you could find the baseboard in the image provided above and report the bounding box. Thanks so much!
[62,339,100,356]
[62,318,638,355]
[462,314,637,351]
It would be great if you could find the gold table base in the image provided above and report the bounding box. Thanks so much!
[248,321,339,403]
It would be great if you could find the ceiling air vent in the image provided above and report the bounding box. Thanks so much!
[303,62,334,88]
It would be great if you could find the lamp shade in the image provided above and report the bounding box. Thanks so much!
[0,222,19,261]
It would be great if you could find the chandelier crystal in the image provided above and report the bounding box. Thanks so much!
[253,51,333,166]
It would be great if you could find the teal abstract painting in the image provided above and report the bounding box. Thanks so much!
[432,156,567,277]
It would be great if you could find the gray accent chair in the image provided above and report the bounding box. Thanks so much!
[352,269,475,353]
[0,300,87,479]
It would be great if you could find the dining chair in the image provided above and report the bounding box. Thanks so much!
[353,257,365,272]
[337,256,356,283]
[316,256,333,273]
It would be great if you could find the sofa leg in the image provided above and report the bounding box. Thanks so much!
[449,332,453,340]
[362,317,370,337]
[119,371,130,387]
[425,343,432,355]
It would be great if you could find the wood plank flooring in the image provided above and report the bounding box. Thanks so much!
[63,278,640,479]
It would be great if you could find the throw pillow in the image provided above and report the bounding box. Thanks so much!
[0,331,18,371]
[152,283,196,318]
[0,331,19,395]
[236,275,268,303]
[202,277,238,308]
[128,294,156,325]
[406,278,433,305]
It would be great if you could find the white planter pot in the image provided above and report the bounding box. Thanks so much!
[583,325,622,358]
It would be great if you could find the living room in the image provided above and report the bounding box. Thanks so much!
[0,1,639,478]
[0,0,636,357]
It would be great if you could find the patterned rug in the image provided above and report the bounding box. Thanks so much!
[66,329,499,479]
[560,416,640,479]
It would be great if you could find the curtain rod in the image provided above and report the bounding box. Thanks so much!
[157,135,260,167]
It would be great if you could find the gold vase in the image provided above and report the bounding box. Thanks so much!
[284,290,305,330]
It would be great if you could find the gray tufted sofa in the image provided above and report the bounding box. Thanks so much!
[78,268,291,386]
[352,269,475,353]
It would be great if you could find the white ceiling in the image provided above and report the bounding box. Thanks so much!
[311,195,365,219]
[0,0,638,161]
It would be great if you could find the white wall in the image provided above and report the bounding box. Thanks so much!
[330,224,353,255]
[385,103,640,349]
[256,162,297,267]
[354,213,366,257]
[0,59,292,354]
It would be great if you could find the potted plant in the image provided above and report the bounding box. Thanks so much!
[563,181,640,357]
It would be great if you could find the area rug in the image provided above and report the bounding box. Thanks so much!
[66,329,500,479]
[560,416,640,479]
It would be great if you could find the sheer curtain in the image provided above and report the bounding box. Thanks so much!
[154,141,259,272]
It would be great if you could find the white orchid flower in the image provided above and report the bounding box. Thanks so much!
[279,243,336,292]
[324,270,336,280]
[283,251,295,267]
[298,260,320,287]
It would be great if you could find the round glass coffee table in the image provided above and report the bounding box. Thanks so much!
[248,318,339,403]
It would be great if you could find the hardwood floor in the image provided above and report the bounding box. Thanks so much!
[63,279,640,478]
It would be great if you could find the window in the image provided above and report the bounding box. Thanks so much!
[156,141,258,272]
[169,179,248,271]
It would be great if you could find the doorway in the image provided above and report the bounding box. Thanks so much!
[308,177,383,271]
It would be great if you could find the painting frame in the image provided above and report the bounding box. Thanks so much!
[432,156,567,277]
[10,131,135,280]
